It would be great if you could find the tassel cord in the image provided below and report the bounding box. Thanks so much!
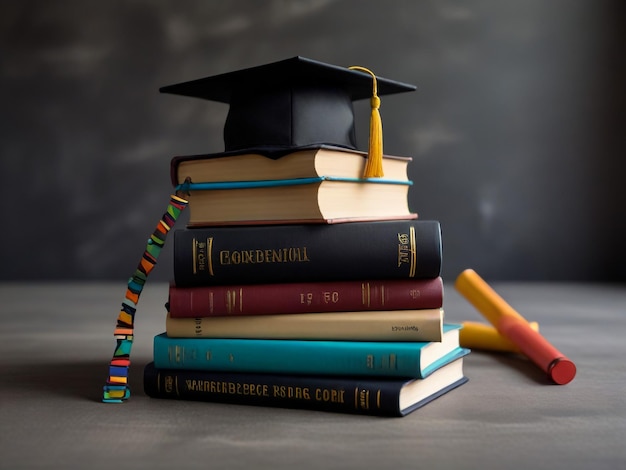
[349,65,384,178]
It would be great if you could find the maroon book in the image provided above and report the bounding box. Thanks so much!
[168,277,443,318]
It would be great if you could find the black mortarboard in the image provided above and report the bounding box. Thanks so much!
[160,56,416,177]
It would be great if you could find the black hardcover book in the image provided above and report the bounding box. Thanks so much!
[173,220,442,287]
[143,359,467,417]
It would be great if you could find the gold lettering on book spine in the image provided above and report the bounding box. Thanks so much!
[396,228,417,277]
[390,354,397,370]
[359,388,370,410]
[226,289,231,313]
[218,247,310,265]
[314,387,345,403]
[226,289,234,314]
[207,237,214,275]
[225,288,243,314]
[410,226,416,277]
[192,237,214,275]
[361,282,371,307]
[192,238,198,274]
[185,380,270,397]
[164,375,173,394]
[168,345,186,364]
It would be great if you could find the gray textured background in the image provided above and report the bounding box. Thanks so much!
[1,0,624,282]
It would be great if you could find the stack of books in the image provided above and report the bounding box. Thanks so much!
[142,146,470,416]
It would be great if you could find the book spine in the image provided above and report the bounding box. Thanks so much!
[164,309,443,342]
[151,331,467,378]
[143,362,408,416]
[173,220,442,287]
[168,277,443,317]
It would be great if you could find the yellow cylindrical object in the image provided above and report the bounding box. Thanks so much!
[455,269,528,325]
[461,320,539,353]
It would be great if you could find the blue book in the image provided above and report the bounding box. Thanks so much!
[152,323,469,379]
[143,357,469,417]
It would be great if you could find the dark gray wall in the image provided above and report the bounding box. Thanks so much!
[1,0,624,282]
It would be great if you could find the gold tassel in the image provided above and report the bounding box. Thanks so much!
[349,65,384,178]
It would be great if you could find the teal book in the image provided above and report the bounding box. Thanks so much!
[152,323,468,379]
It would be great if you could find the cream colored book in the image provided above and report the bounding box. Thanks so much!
[172,147,412,183]
[181,177,415,226]
[165,308,444,342]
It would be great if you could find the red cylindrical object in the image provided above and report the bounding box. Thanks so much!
[455,269,576,385]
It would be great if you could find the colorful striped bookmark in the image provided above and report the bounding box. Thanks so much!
[102,193,188,403]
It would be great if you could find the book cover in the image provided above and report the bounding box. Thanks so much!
[167,277,444,317]
[164,308,444,342]
[173,219,442,287]
[143,356,468,417]
[152,324,467,379]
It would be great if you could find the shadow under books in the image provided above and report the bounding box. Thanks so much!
[5,352,554,407]
[4,360,148,403]
[472,351,554,385]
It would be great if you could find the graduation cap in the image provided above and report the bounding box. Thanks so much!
[160,56,416,177]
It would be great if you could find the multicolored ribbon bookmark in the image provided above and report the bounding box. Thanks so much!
[102,192,189,403]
